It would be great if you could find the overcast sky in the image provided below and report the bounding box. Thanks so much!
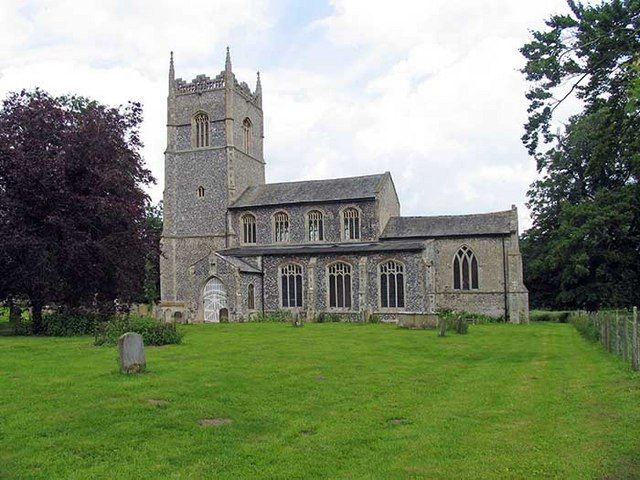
[0,0,575,230]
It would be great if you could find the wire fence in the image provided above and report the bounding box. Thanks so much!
[571,307,639,371]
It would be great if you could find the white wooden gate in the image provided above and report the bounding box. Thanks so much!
[203,277,227,323]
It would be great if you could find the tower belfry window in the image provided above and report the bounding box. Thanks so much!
[193,112,209,148]
[242,118,252,155]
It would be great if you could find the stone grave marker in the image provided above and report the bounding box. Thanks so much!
[118,332,146,374]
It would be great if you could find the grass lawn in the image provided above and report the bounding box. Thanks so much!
[1,322,639,479]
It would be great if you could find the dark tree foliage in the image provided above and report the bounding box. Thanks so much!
[0,89,155,332]
[520,0,640,309]
[143,201,162,305]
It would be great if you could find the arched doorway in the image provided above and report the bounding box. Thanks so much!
[203,277,227,323]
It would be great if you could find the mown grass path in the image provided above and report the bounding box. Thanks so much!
[1,323,639,479]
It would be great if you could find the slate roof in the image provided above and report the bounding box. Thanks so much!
[221,240,424,257]
[229,173,389,209]
[216,254,261,273]
[381,210,514,239]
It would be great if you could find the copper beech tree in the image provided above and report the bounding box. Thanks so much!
[0,89,155,333]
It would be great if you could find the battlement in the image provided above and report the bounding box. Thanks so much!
[169,48,262,107]
[175,73,225,94]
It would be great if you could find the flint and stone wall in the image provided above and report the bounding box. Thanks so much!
[260,251,427,316]
[230,200,380,246]
[430,233,528,323]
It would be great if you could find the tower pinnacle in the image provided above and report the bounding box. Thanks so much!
[225,46,232,73]
[168,51,175,93]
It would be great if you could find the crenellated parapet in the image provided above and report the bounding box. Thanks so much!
[234,78,261,105]
[169,48,262,107]
[174,73,225,94]
[172,71,261,107]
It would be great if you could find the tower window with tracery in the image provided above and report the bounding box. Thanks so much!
[242,118,252,155]
[193,112,209,148]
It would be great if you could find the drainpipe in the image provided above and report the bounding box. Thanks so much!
[225,210,229,249]
[502,237,509,322]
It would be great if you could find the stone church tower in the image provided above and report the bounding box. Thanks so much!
[160,49,265,319]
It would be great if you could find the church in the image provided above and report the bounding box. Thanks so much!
[159,50,529,324]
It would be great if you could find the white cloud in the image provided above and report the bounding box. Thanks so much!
[0,0,575,231]
[0,0,276,204]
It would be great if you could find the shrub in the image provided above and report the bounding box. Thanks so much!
[252,310,293,323]
[41,313,100,336]
[368,314,381,324]
[94,315,183,346]
[308,312,343,323]
[570,312,600,343]
[530,310,571,323]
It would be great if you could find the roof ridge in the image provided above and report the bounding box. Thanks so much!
[391,209,512,220]
[259,172,386,188]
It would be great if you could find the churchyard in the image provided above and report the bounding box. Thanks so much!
[1,318,639,479]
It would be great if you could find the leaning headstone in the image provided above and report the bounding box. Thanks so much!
[118,332,146,374]
[437,317,447,337]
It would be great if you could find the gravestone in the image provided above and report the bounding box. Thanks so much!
[118,332,146,374]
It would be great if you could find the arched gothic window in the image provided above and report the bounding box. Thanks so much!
[193,112,209,148]
[380,260,405,308]
[197,186,205,198]
[328,262,352,309]
[273,211,290,243]
[241,213,256,244]
[247,283,255,310]
[280,264,303,308]
[242,118,252,154]
[453,246,479,290]
[343,208,360,240]
[307,210,324,242]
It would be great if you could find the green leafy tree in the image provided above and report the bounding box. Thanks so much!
[143,201,162,305]
[520,0,640,309]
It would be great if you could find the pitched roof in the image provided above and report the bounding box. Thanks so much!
[381,210,514,239]
[229,173,389,209]
[221,240,424,257]
[216,254,261,273]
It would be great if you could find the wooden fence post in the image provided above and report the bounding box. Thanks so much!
[632,307,639,371]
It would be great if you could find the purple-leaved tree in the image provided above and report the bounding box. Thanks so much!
[0,89,155,333]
